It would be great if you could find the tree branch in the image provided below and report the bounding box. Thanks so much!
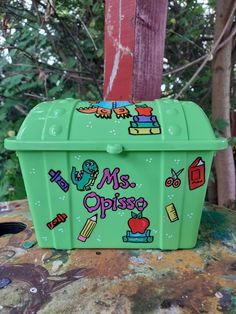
[163,55,206,76]
[76,13,97,51]
[45,0,102,98]
[164,26,236,77]
[14,105,27,116]
[175,3,236,99]
[5,0,103,98]
[167,29,206,52]
[23,93,48,100]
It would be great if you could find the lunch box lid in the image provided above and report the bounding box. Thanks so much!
[4,98,227,152]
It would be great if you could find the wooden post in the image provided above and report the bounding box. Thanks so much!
[212,0,236,206]
[103,0,168,101]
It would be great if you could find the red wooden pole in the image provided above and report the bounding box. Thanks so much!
[103,0,168,102]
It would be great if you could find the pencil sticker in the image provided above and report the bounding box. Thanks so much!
[78,214,97,242]
[188,157,205,190]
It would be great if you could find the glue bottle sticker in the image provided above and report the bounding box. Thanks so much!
[188,157,205,190]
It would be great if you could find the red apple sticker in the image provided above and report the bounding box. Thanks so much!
[135,105,153,116]
[128,212,150,234]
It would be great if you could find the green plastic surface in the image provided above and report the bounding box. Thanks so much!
[4,99,228,249]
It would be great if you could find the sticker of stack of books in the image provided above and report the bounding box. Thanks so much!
[128,104,161,135]
[122,212,154,243]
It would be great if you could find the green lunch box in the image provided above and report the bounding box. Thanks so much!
[4,98,227,250]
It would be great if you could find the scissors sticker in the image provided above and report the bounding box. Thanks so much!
[165,168,184,188]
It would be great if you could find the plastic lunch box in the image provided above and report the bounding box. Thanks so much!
[4,98,227,249]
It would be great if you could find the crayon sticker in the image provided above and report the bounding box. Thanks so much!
[128,105,161,136]
[188,157,205,190]
[78,214,98,242]
[48,169,70,193]
[47,213,68,230]
[165,203,179,223]
[122,212,154,243]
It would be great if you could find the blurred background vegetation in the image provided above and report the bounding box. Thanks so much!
[0,0,235,202]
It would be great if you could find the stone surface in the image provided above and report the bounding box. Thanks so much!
[0,278,11,289]
[1,200,236,313]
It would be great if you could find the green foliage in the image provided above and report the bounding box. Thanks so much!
[214,118,230,138]
[0,0,104,200]
[228,137,236,147]
[0,0,234,201]
[215,118,229,131]
[163,0,216,115]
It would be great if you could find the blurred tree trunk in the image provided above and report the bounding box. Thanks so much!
[212,0,235,206]
[207,172,217,205]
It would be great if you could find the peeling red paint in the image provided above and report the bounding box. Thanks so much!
[104,0,136,101]
[104,0,168,101]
